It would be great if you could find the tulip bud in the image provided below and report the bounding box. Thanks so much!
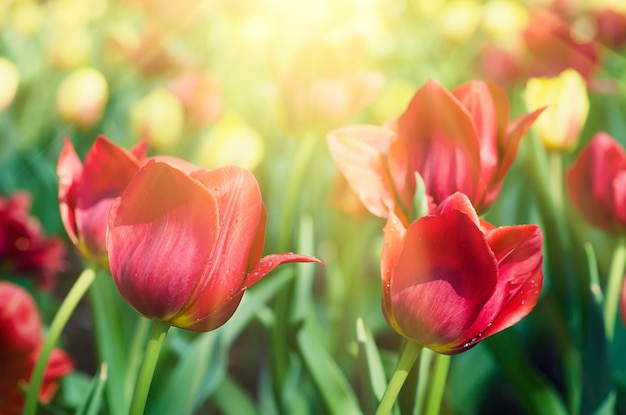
[381,192,543,354]
[524,68,589,152]
[56,67,108,129]
[48,27,92,70]
[107,161,321,332]
[0,58,19,112]
[130,89,184,150]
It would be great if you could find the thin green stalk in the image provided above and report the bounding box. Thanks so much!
[424,354,451,415]
[414,348,434,415]
[129,321,170,415]
[23,267,97,415]
[376,341,422,415]
[548,151,564,213]
[604,236,626,340]
[124,316,152,406]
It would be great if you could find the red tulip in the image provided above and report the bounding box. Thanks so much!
[328,79,541,223]
[380,192,543,354]
[107,161,321,332]
[0,282,73,415]
[57,135,148,266]
[0,192,65,291]
[566,132,626,234]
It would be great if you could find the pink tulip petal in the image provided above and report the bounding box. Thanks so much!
[431,192,480,227]
[173,167,265,324]
[398,79,482,205]
[327,125,400,218]
[471,225,544,343]
[390,210,498,349]
[107,161,219,322]
[380,210,408,334]
[76,136,144,257]
[56,138,83,245]
[246,253,323,288]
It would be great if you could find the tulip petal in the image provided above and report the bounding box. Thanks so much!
[107,161,219,322]
[173,167,265,326]
[247,253,323,288]
[390,210,498,349]
[398,79,482,205]
[380,209,408,333]
[468,225,544,345]
[76,136,144,258]
[56,138,83,245]
[430,192,480,227]
[327,125,400,218]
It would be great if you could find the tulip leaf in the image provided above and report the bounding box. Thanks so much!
[355,317,396,415]
[581,243,613,414]
[297,318,362,415]
[147,330,227,415]
[90,271,139,415]
[75,364,107,415]
[485,331,569,415]
[211,376,259,415]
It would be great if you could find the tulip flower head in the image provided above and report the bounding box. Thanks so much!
[381,192,543,354]
[524,68,589,152]
[328,79,542,222]
[57,136,148,267]
[107,161,321,332]
[0,282,73,415]
[0,192,66,291]
[566,132,626,234]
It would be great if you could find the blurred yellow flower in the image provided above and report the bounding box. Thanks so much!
[56,67,108,129]
[524,69,589,152]
[438,0,482,42]
[481,0,529,46]
[130,90,184,150]
[48,27,92,69]
[370,79,417,124]
[0,58,19,112]
[197,113,265,171]
[10,0,43,37]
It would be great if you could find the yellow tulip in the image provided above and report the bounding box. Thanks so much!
[0,58,19,112]
[524,69,589,152]
[130,90,184,150]
[197,113,265,171]
[56,67,108,129]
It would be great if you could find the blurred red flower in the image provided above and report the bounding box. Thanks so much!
[566,132,626,234]
[0,193,65,291]
[0,281,73,415]
[106,161,321,332]
[380,192,543,354]
[328,79,541,223]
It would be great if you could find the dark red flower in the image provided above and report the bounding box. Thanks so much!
[0,193,65,291]
[107,161,322,332]
[566,132,626,234]
[380,192,543,354]
[0,282,73,415]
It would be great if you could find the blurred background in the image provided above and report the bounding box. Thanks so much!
[3,0,626,414]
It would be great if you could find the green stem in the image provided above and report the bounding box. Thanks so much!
[548,151,564,213]
[604,236,626,340]
[129,321,170,415]
[376,341,422,415]
[424,354,451,415]
[414,348,434,414]
[23,267,97,415]
[124,316,152,406]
